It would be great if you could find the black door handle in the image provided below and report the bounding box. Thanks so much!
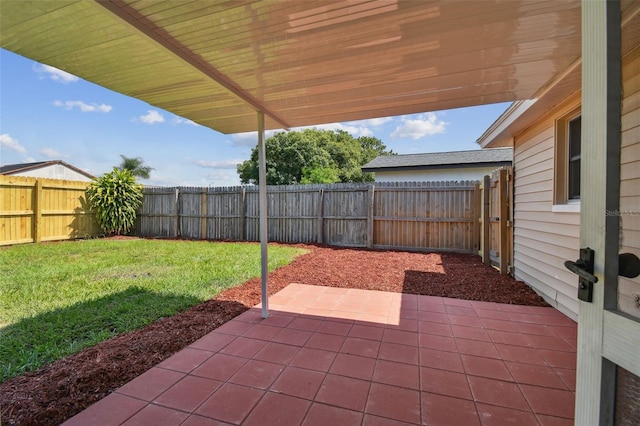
[565,249,639,304]
[564,253,640,280]
[564,260,598,284]
[565,248,596,302]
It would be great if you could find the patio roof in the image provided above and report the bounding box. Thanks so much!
[477,1,640,148]
[1,0,582,135]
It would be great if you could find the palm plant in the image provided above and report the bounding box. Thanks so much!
[86,168,143,235]
[118,155,153,179]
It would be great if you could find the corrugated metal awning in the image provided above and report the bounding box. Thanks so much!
[1,0,582,134]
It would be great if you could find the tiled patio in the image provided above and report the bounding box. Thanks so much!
[64,284,577,425]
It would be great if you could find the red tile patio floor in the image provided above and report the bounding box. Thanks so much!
[63,284,578,425]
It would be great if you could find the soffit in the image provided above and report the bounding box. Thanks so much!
[478,0,640,148]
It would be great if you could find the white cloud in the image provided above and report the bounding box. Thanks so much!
[230,119,388,148]
[137,110,165,124]
[39,147,63,158]
[145,170,238,187]
[24,156,36,162]
[53,100,112,113]
[391,113,447,139]
[0,133,27,153]
[203,170,240,187]
[172,117,199,126]
[230,132,257,147]
[341,124,373,137]
[33,64,79,83]
[206,171,232,181]
[195,159,242,169]
[230,129,279,147]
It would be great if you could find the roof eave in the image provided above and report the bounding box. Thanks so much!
[362,161,512,173]
[0,160,95,179]
[476,100,534,148]
[0,161,54,175]
[58,161,96,179]
[478,3,640,149]
[477,58,582,149]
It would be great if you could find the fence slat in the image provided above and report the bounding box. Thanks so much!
[368,184,375,248]
[34,179,43,243]
[482,175,491,265]
[0,176,99,245]
[2,177,508,255]
[498,168,510,274]
[134,181,485,253]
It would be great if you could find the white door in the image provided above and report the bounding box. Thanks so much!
[574,1,640,424]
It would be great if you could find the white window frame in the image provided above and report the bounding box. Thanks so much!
[553,107,582,211]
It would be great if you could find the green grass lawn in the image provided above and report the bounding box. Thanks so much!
[0,239,305,382]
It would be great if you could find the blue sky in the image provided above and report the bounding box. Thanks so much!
[0,48,510,187]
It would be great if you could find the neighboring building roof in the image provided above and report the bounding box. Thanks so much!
[0,160,95,179]
[362,148,513,172]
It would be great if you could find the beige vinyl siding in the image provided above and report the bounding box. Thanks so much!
[511,47,640,320]
[512,95,581,320]
[619,47,640,318]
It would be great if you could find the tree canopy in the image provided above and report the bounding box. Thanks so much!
[237,129,394,185]
[117,155,153,179]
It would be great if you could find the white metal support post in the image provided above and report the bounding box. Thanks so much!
[575,1,621,424]
[257,111,269,318]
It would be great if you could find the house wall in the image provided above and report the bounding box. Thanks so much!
[512,94,581,320]
[10,164,92,182]
[619,46,640,319]
[373,166,503,183]
[511,46,640,321]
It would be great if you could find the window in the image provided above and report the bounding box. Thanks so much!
[567,116,581,200]
[554,108,581,208]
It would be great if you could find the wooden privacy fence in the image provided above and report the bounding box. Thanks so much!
[0,174,512,271]
[137,181,481,253]
[480,167,513,273]
[0,175,100,246]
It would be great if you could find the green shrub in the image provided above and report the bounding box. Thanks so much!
[86,168,143,235]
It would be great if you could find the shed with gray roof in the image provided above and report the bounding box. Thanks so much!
[362,148,512,182]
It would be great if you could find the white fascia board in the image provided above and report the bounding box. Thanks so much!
[477,58,582,149]
[476,99,537,149]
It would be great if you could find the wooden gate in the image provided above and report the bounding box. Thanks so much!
[480,167,513,274]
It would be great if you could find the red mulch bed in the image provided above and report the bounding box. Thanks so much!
[0,243,548,426]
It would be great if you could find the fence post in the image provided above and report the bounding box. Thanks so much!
[241,187,246,241]
[498,168,509,274]
[482,175,490,265]
[174,188,179,238]
[34,179,43,243]
[367,184,375,248]
[317,188,324,244]
[201,188,207,240]
[473,182,480,253]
